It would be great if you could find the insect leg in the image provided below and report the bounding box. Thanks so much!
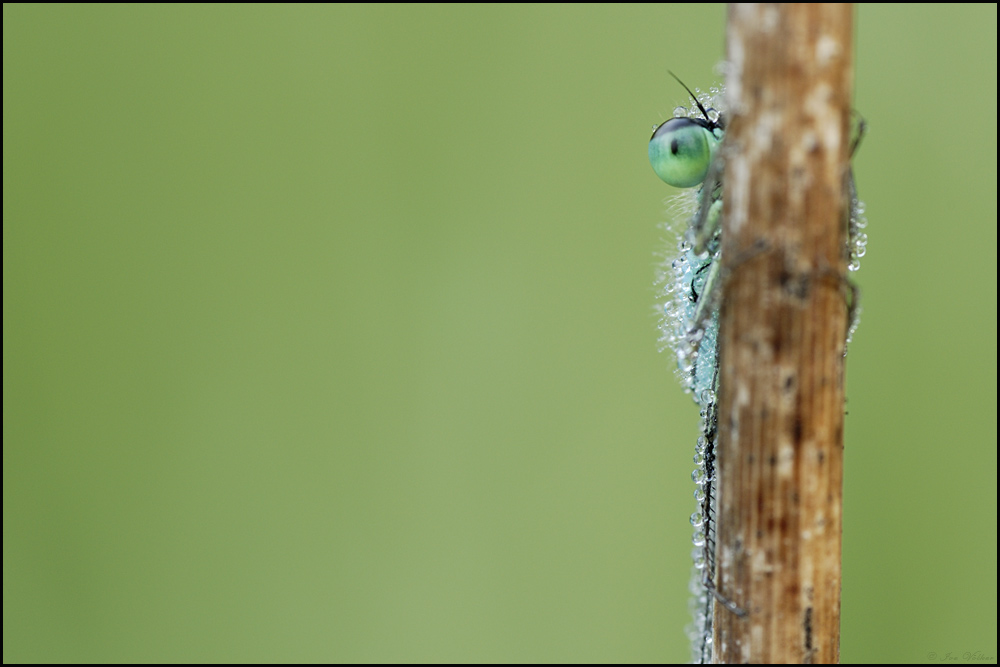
[689,155,725,256]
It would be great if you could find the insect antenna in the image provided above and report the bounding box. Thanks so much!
[668,70,713,123]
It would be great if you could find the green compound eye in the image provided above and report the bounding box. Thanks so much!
[648,117,721,188]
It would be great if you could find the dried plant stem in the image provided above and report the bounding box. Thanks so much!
[712,4,854,663]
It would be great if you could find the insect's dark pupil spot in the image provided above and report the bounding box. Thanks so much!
[670,138,680,155]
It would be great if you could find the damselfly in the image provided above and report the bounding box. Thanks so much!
[648,75,867,663]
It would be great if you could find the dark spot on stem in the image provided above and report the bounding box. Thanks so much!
[804,607,815,663]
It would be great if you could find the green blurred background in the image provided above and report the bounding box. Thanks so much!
[4,4,995,662]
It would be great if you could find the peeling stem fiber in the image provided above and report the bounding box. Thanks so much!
[713,4,854,663]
